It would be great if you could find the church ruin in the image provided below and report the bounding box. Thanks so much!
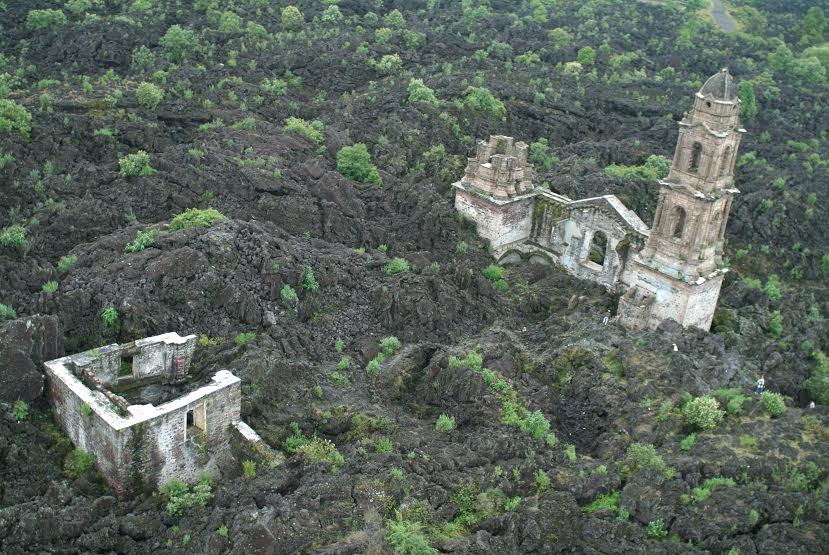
[454,69,744,331]
[44,332,267,495]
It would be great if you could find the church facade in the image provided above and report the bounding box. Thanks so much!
[453,69,744,331]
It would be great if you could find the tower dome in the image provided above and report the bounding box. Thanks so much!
[699,68,737,102]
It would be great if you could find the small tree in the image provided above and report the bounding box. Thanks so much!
[119,151,157,177]
[682,396,724,431]
[26,9,67,31]
[160,25,198,63]
[577,46,596,66]
[337,144,381,185]
[383,257,409,275]
[136,82,164,109]
[281,6,304,31]
[303,266,319,293]
[101,306,118,327]
[281,284,298,307]
[0,99,33,138]
[407,79,438,105]
[761,391,786,417]
[0,224,28,252]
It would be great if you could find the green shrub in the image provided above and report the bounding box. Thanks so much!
[337,355,351,370]
[101,306,118,327]
[26,9,67,31]
[481,264,504,281]
[0,224,27,252]
[125,229,159,253]
[455,241,469,254]
[42,280,58,294]
[577,46,596,65]
[408,79,438,105]
[298,437,344,470]
[534,469,551,493]
[64,448,96,478]
[280,284,298,307]
[435,414,456,433]
[620,443,672,479]
[645,518,668,539]
[383,257,409,275]
[680,433,696,452]
[337,144,381,185]
[520,410,551,439]
[282,422,308,453]
[691,476,735,503]
[0,303,16,321]
[366,357,382,376]
[217,524,229,538]
[375,437,394,453]
[379,336,401,356]
[0,99,33,138]
[582,490,620,514]
[385,515,438,555]
[761,391,786,417]
[162,474,213,515]
[160,25,199,63]
[303,266,319,293]
[682,396,724,430]
[136,82,164,109]
[234,332,256,346]
[11,399,28,420]
[462,87,506,118]
[119,151,157,177]
[242,460,256,479]
[335,338,345,353]
[448,350,483,371]
[605,155,671,181]
[284,117,324,145]
[169,208,225,230]
[768,311,783,339]
[261,77,287,97]
[281,6,304,31]
[57,255,78,273]
[375,54,403,74]
[565,444,577,462]
[764,274,782,301]
[805,351,829,405]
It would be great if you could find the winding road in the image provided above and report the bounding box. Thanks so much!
[710,0,737,32]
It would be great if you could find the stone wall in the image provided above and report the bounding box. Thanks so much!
[46,358,132,493]
[44,333,247,496]
[131,333,197,381]
[619,262,724,330]
[454,188,534,255]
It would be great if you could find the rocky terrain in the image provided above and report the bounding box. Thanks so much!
[1,1,828,553]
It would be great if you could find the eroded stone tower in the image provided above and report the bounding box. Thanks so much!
[619,69,744,330]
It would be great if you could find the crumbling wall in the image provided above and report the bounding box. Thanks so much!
[46,360,132,493]
[620,263,723,330]
[455,190,534,254]
[131,333,197,381]
[132,370,241,489]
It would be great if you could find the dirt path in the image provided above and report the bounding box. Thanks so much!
[710,0,737,32]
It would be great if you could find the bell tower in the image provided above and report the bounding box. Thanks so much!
[619,69,745,331]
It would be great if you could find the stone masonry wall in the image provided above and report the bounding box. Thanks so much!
[131,371,241,490]
[47,362,132,493]
[455,189,533,254]
[131,333,197,381]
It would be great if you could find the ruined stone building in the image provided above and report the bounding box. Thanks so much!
[454,69,744,331]
[44,332,266,495]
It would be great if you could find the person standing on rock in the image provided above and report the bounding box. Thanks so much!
[602,310,610,325]
[755,375,765,395]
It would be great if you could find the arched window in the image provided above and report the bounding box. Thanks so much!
[672,206,687,239]
[718,146,732,177]
[588,231,608,266]
[688,142,702,173]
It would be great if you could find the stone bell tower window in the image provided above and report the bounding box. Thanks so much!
[689,142,702,173]
[672,206,686,239]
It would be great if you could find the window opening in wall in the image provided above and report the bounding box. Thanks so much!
[719,146,731,177]
[672,206,687,239]
[588,231,608,266]
[118,355,133,378]
[689,142,702,173]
